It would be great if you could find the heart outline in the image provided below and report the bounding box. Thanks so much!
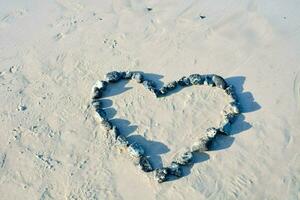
[91,71,240,183]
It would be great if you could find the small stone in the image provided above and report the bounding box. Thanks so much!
[92,80,107,91]
[109,126,119,140]
[191,127,217,152]
[138,156,153,172]
[115,135,129,150]
[173,148,193,165]
[159,87,168,95]
[178,76,191,86]
[153,89,162,97]
[123,71,133,79]
[212,75,227,89]
[203,75,214,86]
[91,88,102,99]
[154,168,168,183]
[219,118,231,135]
[100,119,113,131]
[131,72,143,83]
[167,162,182,177]
[17,105,27,111]
[91,99,101,108]
[105,71,122,83]
[189,74,203,85]
[165,81,177,90]
[128,143,144,158]
[143,80,156,92]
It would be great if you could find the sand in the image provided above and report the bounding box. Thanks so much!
[0,0,299,199]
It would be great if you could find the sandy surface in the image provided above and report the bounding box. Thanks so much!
[0,0,300,199]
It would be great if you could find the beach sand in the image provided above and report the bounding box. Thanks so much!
[0,0,299,199]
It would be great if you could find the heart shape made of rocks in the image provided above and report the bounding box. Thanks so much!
[91,71,240,183]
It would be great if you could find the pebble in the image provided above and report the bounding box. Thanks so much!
[189,74,203,85]
[167,162,182,177]
[115,135,129,150]
[131,72,143,83]
[203,75,214,86]
[154,168,169,183]
[105,71,122,83]
[173,148,193,165]
[212,75,227,89]
[100,119,113,131]
[178,76,191,86]
[191,127,217,152]
[123,71,133,79]
[17,105,27,111]
[219,118,231,135]
[128,143,145,158]
[109,126,119,140]
[165,81,177,90]
[138,156,153,172]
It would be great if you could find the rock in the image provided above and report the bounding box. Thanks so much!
[212,75,227,89]
[123,71,133,79]
[105,71,122,83]
[131,72,143,83]
[189,74,203,85]
[109,126,119,140]
[191,128,217,152]
[91,99,101,108]
[95,108,107,120]
[153,89,163,97]
[92,80,107,91]
[178,76,191,86]
[143,80,156,93]
[219,118,231,135]
[166,81,177,90]
[173,148,193,165]
[159,87,168,95]
[115,135,129,150]
[154,168,169,183]
[225,85,237,99]
[91,88,102,99]
[203,75,214,86]
[100,119,113,131]
[138,156,153,172]
[167,162,182,177]
[128,143,145,158]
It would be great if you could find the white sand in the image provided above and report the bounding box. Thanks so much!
[0,0,299,199]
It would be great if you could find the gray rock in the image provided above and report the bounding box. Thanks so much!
[191,127,218,152]
[115,135,129,150]
[173,148,193,165]
[91,88,102,99]
[143,80,156,93]
[105,71,122,83]
[131,72,143,83]
[138,156,153,172]
[212,75,227,89]
[159,87,168,95]
[91,99,101,108]
[189,74,203,85]
[109,126,119,140]
[167,162,182,177]
[203,75,214,86]
[219,118,231,135]
[225,85,237,99]
[128,143,145,158]
[178,76,191,86]
[154,168,169,183]
[101,119,113,131]
[92,80,107,91]
[165,81,177,90]
[123,71,133,79]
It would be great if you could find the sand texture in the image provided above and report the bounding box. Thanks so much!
[0,0,299,199]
